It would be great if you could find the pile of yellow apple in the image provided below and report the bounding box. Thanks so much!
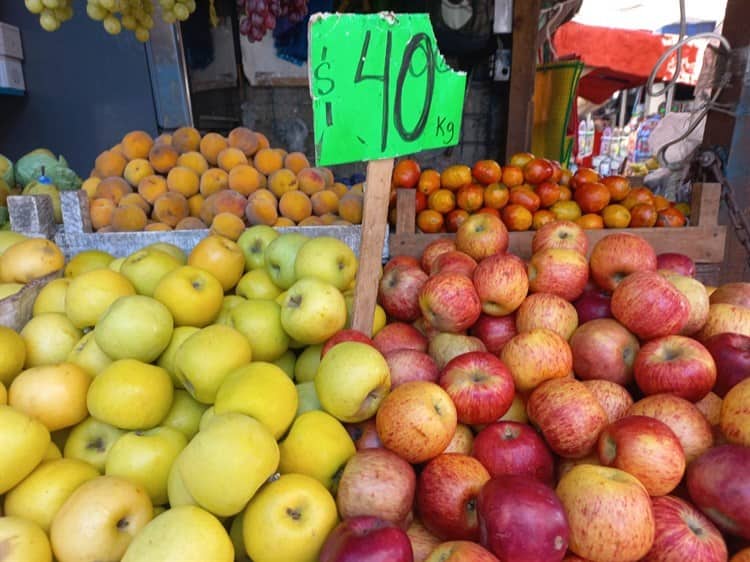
[0,231,66,299]
[0,228,385,562]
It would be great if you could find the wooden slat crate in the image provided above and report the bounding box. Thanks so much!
[0,270,63,332]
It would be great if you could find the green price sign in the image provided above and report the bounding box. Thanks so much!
[309,12,467,166]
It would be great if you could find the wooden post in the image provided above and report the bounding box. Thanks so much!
[351,158,394,336]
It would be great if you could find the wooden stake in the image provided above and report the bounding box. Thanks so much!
[351,158,394,336]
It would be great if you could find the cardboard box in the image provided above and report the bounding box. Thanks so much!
[0,22,23,60]
[0,56,25,94]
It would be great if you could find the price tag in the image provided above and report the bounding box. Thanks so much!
[309,12,467,166]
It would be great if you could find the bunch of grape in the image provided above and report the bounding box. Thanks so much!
[159,0,197,25]
[85,0,155,42]
[239,0,308,42]
[24,0,74,32]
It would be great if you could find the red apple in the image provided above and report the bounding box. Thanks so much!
[336,448,416,526]
[384,255,421,273]
[709,282,750,309]
[662,272,710,336]
[720,378,750,446]
[516,292,579,340]
[695,391,722,427]
[703,332,750,397]
[385,349,439,388]
[419,272,482,334]
[429,251,478,278]
[656,253,696,277]
[589,232,658,292]
[345,418,383,450]
[500,328,572,394]
[573,288,613,324]
[425,541,500,562]
[556,464,655,562]
[428,333,486,370]
[439,352,514,425]
[407,519,442,562]
[627,394,714,463]
[523,157,554,184]
[687,444,750,540]
[478,474,569,562]
[634,335,717,402]
[413,317,442,341]
[532,220,588,255]
[611,271,690,340]
[319,516,414,562]
[322,329,375,358]
[372,322,428,355]
[582,379,634,423]
[527,248,589,302]
[416,453,490,541]
[696,303,750,342]
[443,423,474,455]
[598,415,686,496]
[527,377,609,458]
[454,213,509,261]
[472,253,528,317]
[421,238,456,273]
[472,421,555,485]
[469,313,517,355]
[379,265,429,322]
[570,318,640,386]
[641,495,728,562]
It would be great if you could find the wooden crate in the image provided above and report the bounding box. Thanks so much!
[389,182,727,266]
[0,271,63,332]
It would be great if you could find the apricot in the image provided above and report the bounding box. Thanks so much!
[188,194,204,218]
[123,158,155,187]
[245,190,278,226]
[166,166,200,198]
[95,177,132,204]
[110,144,125,157]
[268,168,299,198]
[152,192,190,227]
[298,216,324,226]
[227,127,259,157]
[81,177,101,199]
[199,167,229,196]
[318,167,335,186]
[320,213,338,225]
[330,182,348,198]
[154,133,172,146]
[118,193,151,214]
[253,148,283,175]
[111,205,148,232]
[121,130,154,160]
[94,150,127,178]
[217,148,248,172]
[279,191,312,223]
[90,198,115,230]
[297,167,327,196]
[199,133,229,165]
[255,132,270,150]
[311,189,339,216]
[338,192,364,224]
[98,226,113,233]
[201,190,247,224]
[228,164,265,196]
[211,212,246,241]
[137,175,168,204]
[284,152,310,174]
[177,151,209,176]
[175,217,206,230]
[145,222,172,231]
[350,183,364,195]
[274,217,295,227]
[149,143,179,174]
[171,126,201,153]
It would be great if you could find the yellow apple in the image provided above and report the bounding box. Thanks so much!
[272,349,296,379]
[214,362,297,439]
[108,256,125,272]
[43,440,62,461]
[230,299,289,362]
[280,278,347,345]
[161,389,208,440]
[174,324,253,404]
[50,475,153,562]
[156,326,199,387]
[32,277,71,316]
[278,410,356,491]
[0,404,50,493]
[235,269,282,300]
[294,236,358,290]
[64,269,136,329]
[20,312,82,368]
[230,513,251,562]
[0,326,25,385]
[166,453,197,508]
[294,344,323,383]
[0,231,27,255]
[176,412,280,516]
[153,265,224,327]
[122,505,233,562]
[264,232,309,289]
[344,294,387,334]
[243,473,339,562]
[296,381,322,416]
[63,416,126,471]
[9,362,92,430]
[67,330,113,377]
[120,249,183,297]
[143,242,186,264]
[0,238,64,284]
[87,359,174,430]
[198,406,216,431]
[105,426,188,505]
[237,224,278,271]
[4,458,99,531]
[0,282,23,298]
[0,516,52,562]
[0,380,6,405]
[215,294,246,326]
[188,234,245,292]
[64,249,114,278]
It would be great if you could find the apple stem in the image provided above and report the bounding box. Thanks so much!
[116,518,129,530]
[288,294,302,308]
[286,507,302,520]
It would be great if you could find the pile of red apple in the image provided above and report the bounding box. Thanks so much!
[319,213,750,562]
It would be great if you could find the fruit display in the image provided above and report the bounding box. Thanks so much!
[390,154,690,234]
[83,127,361,237]
[239,0,309,42]
[0,216,749,562]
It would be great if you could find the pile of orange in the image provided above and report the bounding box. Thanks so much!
[81,127,362,240]
[390,154,689,234]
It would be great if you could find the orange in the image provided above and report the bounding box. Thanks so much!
[393,159,421,189]
[484,183,510,209]
[417,209,444,233]
[622,187,655,210]
[501,204,533,231]
[417,169,441,196]
[445,209,469,233]
[629,203,658,228]
[574,182,611,214]
[558,185,572,201]
[440,165,472,191]
[652,195,671,212]
[472,160,502,184]
[601,204,631,228]
[576,213,604,229]
[532,209,556,230]
[427,189,456,214]
[656,207,686,227]
[509,186,541,213]
[550,200,582,221]
[456,184,484,212]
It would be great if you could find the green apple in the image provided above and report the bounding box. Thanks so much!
[63,416,125,471]
[198,406,216,431]
[120,249,182,297]
[264,232,309,289]
[122,505,233,562]
[161,389,208,440]
[167,453,197,508]
[20,312,82,368]
[64,269,136,329]
[87,359,174,430]
[214,362,297,439]
[215,295,246,326]
[0,516,52,562]
[344,294,387,334]
[143,242,186,264]
[94,295,173,363]
[230,512,252,562]
[156,326,199,387]
[237,224,279,271]
[174,324,253,404]
[278,410,355,491]
[243,473,338,562]
[4,458,99,531]
[153,265,224,328]
[109,256,126,272]
[230,299,289,362]
[296,381,322,416]
[272,349,296,379]
[294,236,358,290]
[176,412,280,516]
[235,268,282,300]
[50,475,153,562]
[0,404,50,493]
[315,341,391,423]
[64,249,115,278]
[280,278,347,345]
[67,330,113,377]
[32,277,70,316]
[105,426,188,505]
[294,344,323,383]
